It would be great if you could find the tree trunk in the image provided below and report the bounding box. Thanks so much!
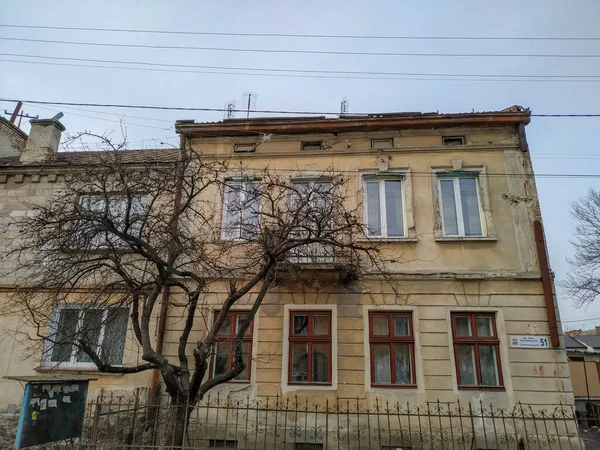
[165,398,194,449]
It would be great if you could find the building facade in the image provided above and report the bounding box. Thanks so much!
[0,107,573,423]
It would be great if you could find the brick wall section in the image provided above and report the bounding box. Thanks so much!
[0,118,27,157]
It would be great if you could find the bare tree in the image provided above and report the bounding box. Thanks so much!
[561,188,600,308]
[2,134,391,447]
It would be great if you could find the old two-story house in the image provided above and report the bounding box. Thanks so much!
[0,107,577,447]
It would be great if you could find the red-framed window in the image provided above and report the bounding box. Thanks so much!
[210,311,253,382]
[288,311,332,385]
[369,311,416,387]
[451,312,503,390]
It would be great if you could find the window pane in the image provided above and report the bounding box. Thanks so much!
[223,184,242,239]
[103,308,129,365]
[241,183,260,240]
[291,343,309,382]
[51,309,79,362]
[313,315,329,335]
[235,314,251,336]
[395,344,413,384]
[293,315,309,335]
[213,342,230,377]
[217,314,232,335]
[312,343,330,382]
[234,341,250,381]
[440,179,459,235]
[476,316,494,337]
[454,316,472,336]
[459,178,482,236]
[384,180,404,237]
[393,316,410,336]
[373,344,391,384]
[76,309,103,363]
[366,182,382,236]
[479,345,500,386]
[372,316,389,336]
[457,345,477,385]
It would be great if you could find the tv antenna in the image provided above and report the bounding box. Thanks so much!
[224,100,236,120]
[241,92,257,118]
[340,97,349,116]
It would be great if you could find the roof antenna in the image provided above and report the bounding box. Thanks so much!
[340,97,348,117]
[242,92,257,118]
[224,100,236,120]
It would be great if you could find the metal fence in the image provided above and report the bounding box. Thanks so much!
[74,390,585,450]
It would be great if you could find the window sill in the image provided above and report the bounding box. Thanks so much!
[435,236,498,242]
[35,366,124,377]
[356,237,418,243]
[458,386,505,391]
[371,384,417,389]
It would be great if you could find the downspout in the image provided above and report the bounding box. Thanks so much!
[534,220,560,348]
[148,134,187,399]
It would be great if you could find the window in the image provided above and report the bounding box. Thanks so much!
[289,180,334,263]
[221,180,260,240]
[77,195,147,247]
[371,138,393,149]
[47,305,129,366]
[211,311,253,381]
[289,311,331,384]
[442,136,465,146]
[234,144,256,153]
[301,141,323,151]
[451,313,503,389]
[369,312,415,386]
[364,176,405,237]
[437,175,483,237]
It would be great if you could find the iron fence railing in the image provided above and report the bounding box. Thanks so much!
[72,390,585,450]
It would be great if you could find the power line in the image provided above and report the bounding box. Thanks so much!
[6,59,599,84]
[2,24,599,41]
[2,36,599,59]
[2,98,600,118]
[2,53,597,80]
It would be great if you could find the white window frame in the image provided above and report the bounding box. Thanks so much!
[220,179,260,241]
[363,176,407,238]
[43,304,128,369]
[437,175,485,237]
[78,194,147,247]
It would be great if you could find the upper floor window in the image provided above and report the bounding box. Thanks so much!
[437,175,482,237]
[364,176,405,237]
[371,138,393,149]
[301,141,323,151]
[369,311,415,387]
[211,310,253,381]
[289,311,332,384]
[46,305,129,366]
[451,312,503,389]
[234,144,256,153]
[221,180,260,240]
[78,195,147,247]
[442,136,465,146]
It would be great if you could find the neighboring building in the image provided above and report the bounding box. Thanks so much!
[566,334,600,410]
[0,107,575,432]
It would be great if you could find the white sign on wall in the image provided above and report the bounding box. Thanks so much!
[509,335,550,348]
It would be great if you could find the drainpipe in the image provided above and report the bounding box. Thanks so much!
[148,135,187,400]
[533,220,560,348]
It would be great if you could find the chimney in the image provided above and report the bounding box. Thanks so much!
[20,114,65,164]
[566,329,582,337]
[595,326,600,335]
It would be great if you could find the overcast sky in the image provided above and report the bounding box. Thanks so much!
[1,1,599,328]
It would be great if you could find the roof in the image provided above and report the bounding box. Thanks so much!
[575,335,600,349]
[175,105,531,138]
[0,148,182,168]
[0,116,28,141]
[565,335,587,349]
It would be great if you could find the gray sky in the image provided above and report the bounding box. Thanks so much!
[1,0,599,328]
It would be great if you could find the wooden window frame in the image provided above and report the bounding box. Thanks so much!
[371,138,393,149]
[368,311,416,388]
[288,311,332,385]
[442,136,465,146]
[209,310,253,383]
[301,141,323,151]
[234,143,256,153]
[451,312,504,391]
